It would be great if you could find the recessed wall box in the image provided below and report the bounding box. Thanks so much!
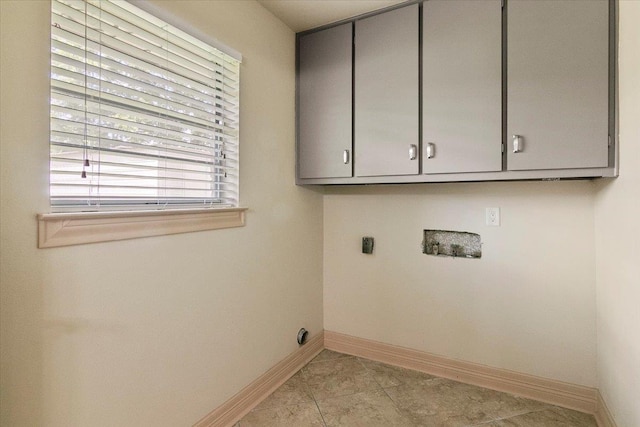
[423,230,481,259]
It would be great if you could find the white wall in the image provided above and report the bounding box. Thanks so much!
[595,1,640,425]
[0,1,323,426]
[324,181,597,387]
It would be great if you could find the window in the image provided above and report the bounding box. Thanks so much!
[50,0,241,212]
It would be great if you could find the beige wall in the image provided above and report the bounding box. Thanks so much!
[595,1,640,425]
[2,0,638,425]
[324,181,597,387]
[0,1,323,426]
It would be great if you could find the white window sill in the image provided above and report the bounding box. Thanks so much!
[37,207,247,248]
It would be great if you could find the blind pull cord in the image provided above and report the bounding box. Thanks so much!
[81,1,89,178]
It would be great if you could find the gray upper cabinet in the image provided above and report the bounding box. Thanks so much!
[422,0,502,174]
[296,0,615,185]
[355,4,419,177]
[298,23,353,179]
[507,0,609,171]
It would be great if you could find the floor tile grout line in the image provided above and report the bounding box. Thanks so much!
[312,395,329,427]
[303,356,329,427]
[355,356,416,424]
[358,358,392,398]
[379,385,414,425]
[310,384,390,404]
[303,352,386,403]
[355,356,385,390]
[465,407,554,426]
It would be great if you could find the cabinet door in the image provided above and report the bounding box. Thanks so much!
[507,0,609,171]
[422,0,502,174]
[355,4,419,177]
[298,24,353,179]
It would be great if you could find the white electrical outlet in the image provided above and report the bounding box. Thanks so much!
[486,207,500,226]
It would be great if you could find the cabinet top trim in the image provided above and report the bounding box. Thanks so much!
[296,0,422,37]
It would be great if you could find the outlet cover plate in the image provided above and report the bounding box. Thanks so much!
[486,207,500,226]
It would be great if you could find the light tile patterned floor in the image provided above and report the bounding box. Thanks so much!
[236,350,597,427]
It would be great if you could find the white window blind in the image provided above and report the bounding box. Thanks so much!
[50,0,240,211]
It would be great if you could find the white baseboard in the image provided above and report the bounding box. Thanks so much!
[193,331,324,427]
[595,390,617,427]
[324,330,597,414]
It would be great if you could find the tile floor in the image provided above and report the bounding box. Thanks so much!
[236,350,597,427]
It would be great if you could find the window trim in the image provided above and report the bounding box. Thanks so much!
[37,207,247,248]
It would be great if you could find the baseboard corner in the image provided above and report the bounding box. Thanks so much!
[194,330,324,427]
[595,390,617,427]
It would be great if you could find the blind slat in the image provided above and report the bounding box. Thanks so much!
[51,156,236,176]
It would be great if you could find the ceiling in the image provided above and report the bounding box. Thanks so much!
[257,0,407,32]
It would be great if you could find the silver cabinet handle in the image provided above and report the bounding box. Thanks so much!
[409,144,418,160]
[343,149,350,164]
[512,135,523,153]
[426,142,435,159]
